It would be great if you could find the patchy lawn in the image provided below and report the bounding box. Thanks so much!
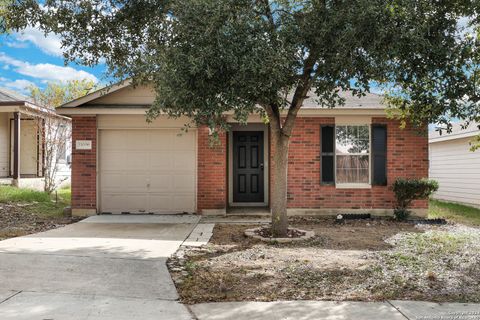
[0,186,81,240]
[169,217,480,304]
[429,199,480,226]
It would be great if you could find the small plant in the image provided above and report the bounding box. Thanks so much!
[393,178,439,220]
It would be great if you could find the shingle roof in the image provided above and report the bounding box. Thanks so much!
[297,90,384,109]
[429,121,480,142]
[0,87,32,103]
[61,78,385,110]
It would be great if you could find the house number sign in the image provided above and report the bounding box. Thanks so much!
[76,140,92,150]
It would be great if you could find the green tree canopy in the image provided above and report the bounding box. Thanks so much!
[5,0,479,235]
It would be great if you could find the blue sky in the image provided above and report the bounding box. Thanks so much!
[0,27,106,95]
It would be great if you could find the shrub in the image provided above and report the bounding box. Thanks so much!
[392,178,439,220]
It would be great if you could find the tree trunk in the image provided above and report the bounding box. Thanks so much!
[270,127,290,237]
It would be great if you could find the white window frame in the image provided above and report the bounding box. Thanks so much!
[334,124,372,189]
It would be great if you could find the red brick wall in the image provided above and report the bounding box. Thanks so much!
[71,116,97,211]
[197,127,227,213]
[284,117,428,209]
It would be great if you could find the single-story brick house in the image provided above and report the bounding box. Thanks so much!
[57,81,428,217]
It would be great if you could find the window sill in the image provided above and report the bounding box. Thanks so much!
[336,183,371,189]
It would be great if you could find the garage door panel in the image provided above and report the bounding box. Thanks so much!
[126,151,150,169]
[149,152,174,170]
[126,131,150,150]
[125,174,150,192]
[173,151,196,170]
[100,129,196,214]
[101,173,125,191]
[148,175,174,192]
[173,195,195,212]
[101,131,126,150]
[150,132,174,150]
[102,152,126,170]
[148,194,174,212]
[102,193,149,213]
[173,175,195,192]
[173,132,196,149]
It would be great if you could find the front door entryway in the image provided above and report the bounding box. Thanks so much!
[233,131,264,203]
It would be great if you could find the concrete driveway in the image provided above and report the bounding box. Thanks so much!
[0,215,199,320]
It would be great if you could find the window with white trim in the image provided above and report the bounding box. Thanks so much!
[335,125,370,184]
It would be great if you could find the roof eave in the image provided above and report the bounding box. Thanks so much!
[57,105,386,116]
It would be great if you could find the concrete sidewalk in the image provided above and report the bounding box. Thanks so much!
[189,300,480,320]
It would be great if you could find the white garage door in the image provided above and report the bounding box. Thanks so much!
[99,129,196,214]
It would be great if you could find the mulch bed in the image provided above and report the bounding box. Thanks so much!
[0,203,81,240]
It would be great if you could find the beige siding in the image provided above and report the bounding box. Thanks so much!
[91,85,155,105]
[0,113,9,177]
[429,137,480,208]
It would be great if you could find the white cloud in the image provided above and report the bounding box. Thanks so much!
[5,41,29,49]
[0,52,98,83]
[1,79,35,93]
[14,27,64,57]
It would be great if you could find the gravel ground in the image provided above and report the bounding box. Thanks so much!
[371,224,480,302]
[168,218,480,304]
[0,203,81,240]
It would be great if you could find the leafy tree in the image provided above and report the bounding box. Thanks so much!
[5,0,479,236]
[29,79,96,109]
[0,0,9,31]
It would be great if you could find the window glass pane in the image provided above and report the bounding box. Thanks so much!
[359,126,369,139]
[336,125,369,155]
[336,155,369,183]
[335,125,370,184]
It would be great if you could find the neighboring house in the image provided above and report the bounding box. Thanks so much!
[429,122,480,208]
[57,81,428,217]
[0,88,71,190]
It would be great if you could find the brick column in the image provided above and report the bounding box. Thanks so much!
[71,116,97,216]
[197,126,227,214]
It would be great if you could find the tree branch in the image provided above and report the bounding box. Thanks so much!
[258,0,275,30]
[262,102,281,133]
[282,52,319,136]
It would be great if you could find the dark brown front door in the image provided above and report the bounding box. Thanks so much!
[233,131,264,203]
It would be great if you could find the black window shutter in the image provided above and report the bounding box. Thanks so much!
[372,124,387,186]
[321,125,335,184]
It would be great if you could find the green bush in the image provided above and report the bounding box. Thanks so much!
[392,178,439,220]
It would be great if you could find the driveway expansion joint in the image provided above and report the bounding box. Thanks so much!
[387,300,411,320]
[0,291,22,305]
